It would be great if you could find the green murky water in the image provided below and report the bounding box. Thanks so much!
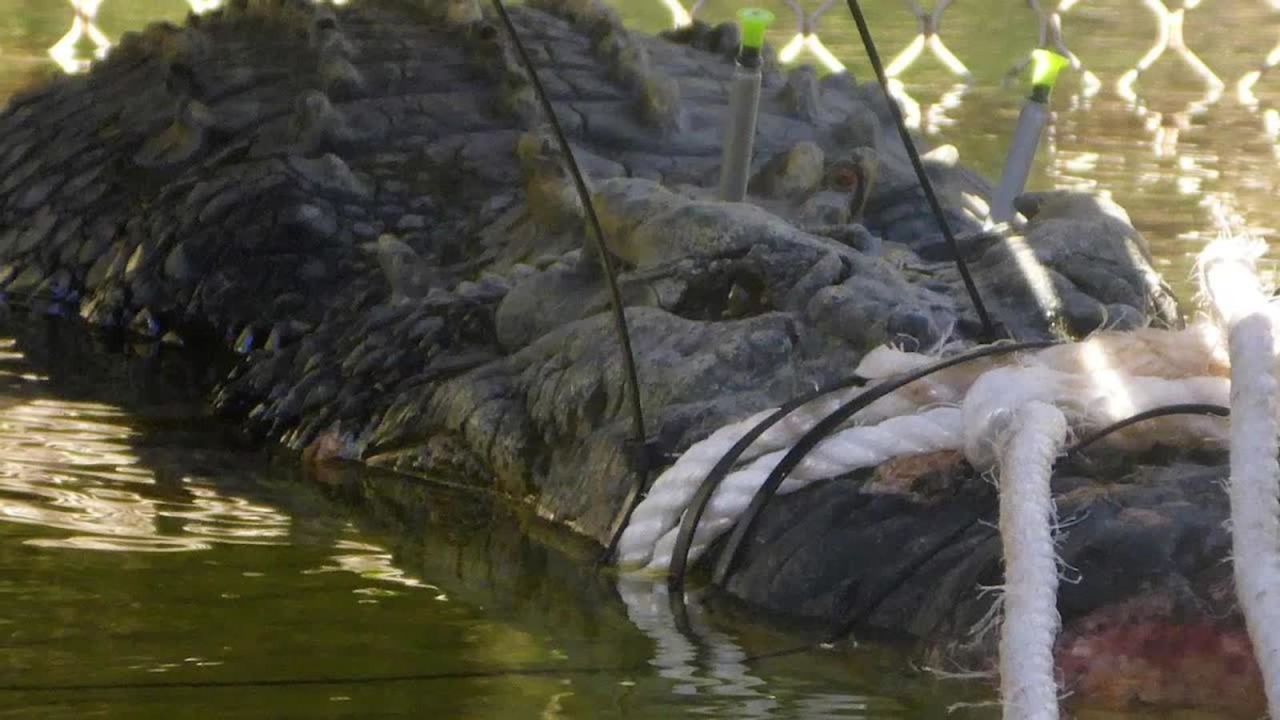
[0,321,987,718]
[1,1,1277,717]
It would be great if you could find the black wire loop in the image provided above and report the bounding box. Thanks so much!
[1065,403,1229,456]
[710,339,1058,586]
[667,373,870,594]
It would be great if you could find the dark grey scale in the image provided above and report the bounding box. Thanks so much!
[0,230,18,261]
[129,307,163,338]
[658,19,716,50]
[0,131,36,177]
[340,339,375,376]
[353,345,393,380]
[10,208,58,259]
[300,377,339,414]
[6,267,47,298]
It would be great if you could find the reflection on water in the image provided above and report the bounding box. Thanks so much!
[316,538,452,599]
[615,579,907,717]
[0,335,290,552]
[0,322,990,719]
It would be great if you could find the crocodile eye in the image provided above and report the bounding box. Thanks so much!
[725,282,751,318]
[721,270,769,320]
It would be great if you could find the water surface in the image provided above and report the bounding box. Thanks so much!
[0,319,1007,718]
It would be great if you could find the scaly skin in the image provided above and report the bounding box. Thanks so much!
[0,0,1231,713]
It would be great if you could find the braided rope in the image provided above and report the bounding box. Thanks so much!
[962,365,1229,468]
[1224,314,1280,720]
[993,401,1065,720]
[614,386,864,568]
[644,406,966,573]
[619,325,1232,571]
[635,362,1230,575]
[616,345,996,570]
[1201,233,1280,718]
[1027,324,1229,380]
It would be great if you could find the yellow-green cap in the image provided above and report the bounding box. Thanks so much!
[1030,48,1070,88]
[738,8,775,50]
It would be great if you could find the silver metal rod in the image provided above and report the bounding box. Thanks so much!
[990,100,1050,224]
[718,63,764,203]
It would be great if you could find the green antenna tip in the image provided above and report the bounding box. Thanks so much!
[738,8,774,50]
[1030,48,1070,89]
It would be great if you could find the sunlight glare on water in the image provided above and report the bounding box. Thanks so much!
[0,322,976,719]
[0,361,292,553]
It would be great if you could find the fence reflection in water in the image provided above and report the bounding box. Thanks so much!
[37,0,1280,149]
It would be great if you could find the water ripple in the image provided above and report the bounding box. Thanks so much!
[615,579,899,718]
[0,349,291,553]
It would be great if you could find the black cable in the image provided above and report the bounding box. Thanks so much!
[0,665,628,693]
[487,0,650,565]
[682,402,1228,656]
[843,0,997,342]
[711,339,1059,586]
[818,403,1231,643]
[668,374,869,594]
[1064,403,1229,456]
[0,640,827,695]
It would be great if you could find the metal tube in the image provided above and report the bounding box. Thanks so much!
[718,64,764,202]
[990,100,1050,224]
[990,49,1070,225]
[717,8,774,203]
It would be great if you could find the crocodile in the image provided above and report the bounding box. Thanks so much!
[0,0,1256,714]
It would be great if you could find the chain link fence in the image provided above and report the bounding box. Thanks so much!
[41,0,1280,146]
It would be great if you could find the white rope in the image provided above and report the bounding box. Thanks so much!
[625,363,1229,575]
[642,406,965,573]
[615,346,943,569]
[993,401,1065,720]
[1027,323,1229,380]
[617,328,1238,571]
[1225,313,1280,720]
[608,227,1280,720]
[962,364,1229,470]
[1201,234,1280,718]
[615,384,864,569]
[618,282,1237,577]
